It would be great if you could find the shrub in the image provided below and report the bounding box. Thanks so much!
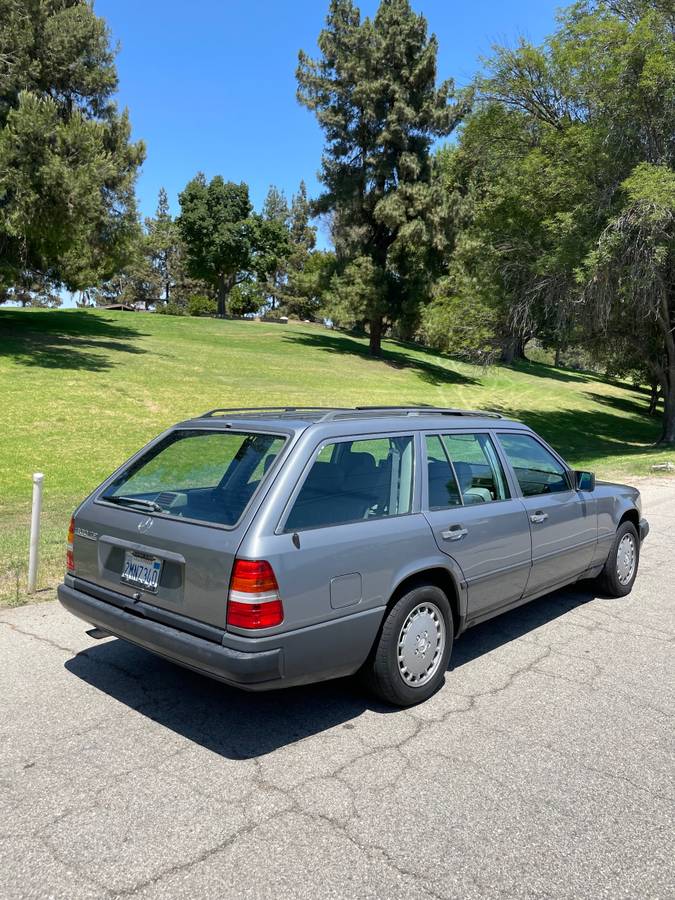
[187,295,216,317]
[157,301,186,316]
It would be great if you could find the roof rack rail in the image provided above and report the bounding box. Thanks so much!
[200,406,347,419]
[316,406,503,421]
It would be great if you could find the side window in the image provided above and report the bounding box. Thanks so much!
[498,433,570,497]
[285,435,414,531]
[442,433,509,504]
[425,435,462,508]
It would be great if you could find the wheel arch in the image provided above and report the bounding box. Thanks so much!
[618,508,639,531]
[387,565,465,637]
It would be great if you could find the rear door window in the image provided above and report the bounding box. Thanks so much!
[102,429,286,526]
[285,435,414,531]
[425,432,509,507]
[425,435,462,508]
[497,432,570,497]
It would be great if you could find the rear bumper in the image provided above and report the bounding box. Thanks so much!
[639,518,649,542]
[57,583,283,687]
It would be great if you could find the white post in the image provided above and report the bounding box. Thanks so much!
[27,473,44,594]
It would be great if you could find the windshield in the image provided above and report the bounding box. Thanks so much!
[102,429,287,526]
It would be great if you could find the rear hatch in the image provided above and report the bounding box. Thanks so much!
[70,427,287,629]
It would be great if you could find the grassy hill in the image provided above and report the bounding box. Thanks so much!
[1,307,672,605]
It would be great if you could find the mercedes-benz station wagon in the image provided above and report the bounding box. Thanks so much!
[58,406,648,706]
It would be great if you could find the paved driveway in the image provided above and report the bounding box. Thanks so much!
[1,480,674,899]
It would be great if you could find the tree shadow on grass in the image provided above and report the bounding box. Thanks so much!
[510,406,661,466]
[63,582,600,759]
[283,329,478,387]
[583,390,653,418]
[511,359,597,384]
[0,310,147,372]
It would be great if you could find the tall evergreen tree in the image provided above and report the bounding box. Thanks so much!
[146,188,178,303]
[261,185,290,309]
[297,0,467,353]
[0,0,145,291]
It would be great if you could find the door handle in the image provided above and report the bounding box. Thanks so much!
[530,512,549,524]
[441,525,468,541]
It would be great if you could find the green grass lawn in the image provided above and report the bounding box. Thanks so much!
[1,307,673,605]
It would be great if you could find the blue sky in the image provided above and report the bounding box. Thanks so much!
[96,0,562,222]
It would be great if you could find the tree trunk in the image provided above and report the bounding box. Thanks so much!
[216,274,228,318]
[500,334,525,364]
[368,317,383,356]
[648,381,660,416]
[554,345,563,368]
[659,372,675,444]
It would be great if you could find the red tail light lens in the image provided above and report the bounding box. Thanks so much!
[227,559,283,629]
[66,516,75,573]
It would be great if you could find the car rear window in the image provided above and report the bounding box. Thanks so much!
[101,429,286,527]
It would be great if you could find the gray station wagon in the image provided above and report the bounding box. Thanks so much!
[58,406,649,706]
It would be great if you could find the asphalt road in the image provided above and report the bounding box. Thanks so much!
[1,480,674,900]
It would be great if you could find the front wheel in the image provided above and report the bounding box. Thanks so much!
[365,585,454,707]
[597,521,640,597]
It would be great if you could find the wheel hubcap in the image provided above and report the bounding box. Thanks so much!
[616,533,636,585]
[397,602,446,687]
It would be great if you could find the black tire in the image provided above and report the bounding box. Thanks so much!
[597,520,640,597]
[365,584,454,707]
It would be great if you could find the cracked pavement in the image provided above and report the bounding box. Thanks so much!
[1,479,674,899]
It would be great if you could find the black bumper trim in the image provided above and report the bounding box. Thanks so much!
[58,583,283,685]
[639,518,649,542]
[71,576,226,645]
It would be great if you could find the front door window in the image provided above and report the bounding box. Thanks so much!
[497,433,570,496]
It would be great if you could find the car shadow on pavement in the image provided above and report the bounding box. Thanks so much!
[64,581,600,760]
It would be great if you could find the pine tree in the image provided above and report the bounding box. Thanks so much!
[297,0,467,353]
[0,0,145,291]
[261,186,290,309]
[146,188,179,303]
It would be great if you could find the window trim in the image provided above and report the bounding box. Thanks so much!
[425,433,464,509]
[495,430,574,499]
[93,426,291,532]
[277,430,418,534]
[422,429,512,511]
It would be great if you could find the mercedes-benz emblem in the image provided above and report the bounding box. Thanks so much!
[137,516,154,533]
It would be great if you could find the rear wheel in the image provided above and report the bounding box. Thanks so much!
[598,520,640,597]
[365,584,454,707]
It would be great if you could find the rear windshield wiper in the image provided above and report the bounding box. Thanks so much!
[103,495,163,513]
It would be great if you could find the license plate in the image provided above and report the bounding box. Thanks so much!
[121,551,163,594]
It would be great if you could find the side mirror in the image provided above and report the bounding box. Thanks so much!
[574,470,595,492]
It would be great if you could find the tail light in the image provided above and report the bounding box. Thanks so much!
[227,559,284,629]
[66,516,75,573]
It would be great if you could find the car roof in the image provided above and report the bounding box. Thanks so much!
[176,406,527,437]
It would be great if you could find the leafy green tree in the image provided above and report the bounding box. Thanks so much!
[297,0,467,353]
[432,0,674,431]
[433,103,595,362]
[0,0,144,290]
[583,164,675,441]
[178,175,289,317]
